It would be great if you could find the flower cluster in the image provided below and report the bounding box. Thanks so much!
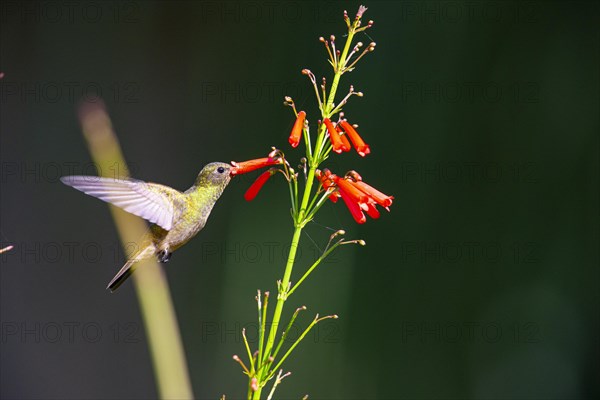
[229,2,391,231]
[316,169,392,224]
[289,114,371,157]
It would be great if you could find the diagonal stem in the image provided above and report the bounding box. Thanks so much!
[80,102,193,400]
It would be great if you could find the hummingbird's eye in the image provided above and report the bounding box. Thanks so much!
[217,167,225,174]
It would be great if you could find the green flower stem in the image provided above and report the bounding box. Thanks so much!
[287,241,342,298]
[305,187,325,216]
[302,123,313,164]
[312,122,328,166]
[262,220,303,355]
[325,28,356,113]
[271,306,306,361]
[253,167,316,399]
[267,314,337,380]
[257,291,268,368]
[242,328,255,374]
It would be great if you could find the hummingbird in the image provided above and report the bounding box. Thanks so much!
[61,162,233,292]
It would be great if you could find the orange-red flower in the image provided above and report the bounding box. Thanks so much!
[230,157,282,175]
[317,168,392,223]
[339,188,366,224]
[288,111,306,148]
[244,169,276,201]
[349,180,393,208]
[316,169,339,203]
[333,175,369,204]
[365,202,380,219]
[336,124,352,152]
[339,120,370,157]
[323,118,345,153]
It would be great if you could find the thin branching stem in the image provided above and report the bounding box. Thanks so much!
[242,328,255,374]
[256,290,265,365]
[287,241,342,298]
[267,314,338,380]
[272,306,306,361]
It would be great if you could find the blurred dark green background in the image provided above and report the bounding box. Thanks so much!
[1,1,598,399]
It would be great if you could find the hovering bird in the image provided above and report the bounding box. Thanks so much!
[61,162,233,292]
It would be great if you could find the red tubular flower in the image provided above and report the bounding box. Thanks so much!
[323,168,335,179]
[339,189,366,224]
[336,125,352,152]
[350,180,394,208]
[317,169,392,223]
[230,157,282,175]
[339,120,371,157]
[330,169,393,223]
[244,169,276,201]
[365,202,380,219]
[323,118,345,153]
[316,169,339,203]
[288,111,306,148]
[333,175,369,204]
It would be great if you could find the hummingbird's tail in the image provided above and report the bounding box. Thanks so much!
[107,245,156,292]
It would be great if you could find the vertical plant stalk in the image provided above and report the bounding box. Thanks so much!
[231,7,387,398]
[79,101,194,400]
[251,24,358,399]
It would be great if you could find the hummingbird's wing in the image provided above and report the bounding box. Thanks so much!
[60,176,183,231]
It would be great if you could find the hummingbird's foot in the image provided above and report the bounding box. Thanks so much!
[157,249,172,263]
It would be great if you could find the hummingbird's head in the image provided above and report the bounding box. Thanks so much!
[195,162,233,189]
